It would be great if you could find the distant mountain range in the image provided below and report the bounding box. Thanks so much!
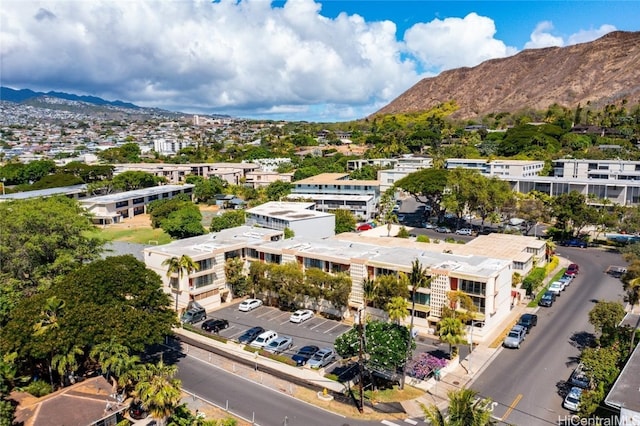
[374,30,640,120]
[1,87,140,109]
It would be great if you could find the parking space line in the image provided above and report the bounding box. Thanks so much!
[310,319,328,330]
[324,323,344,334]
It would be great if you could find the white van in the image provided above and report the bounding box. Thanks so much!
[250,330,278,349]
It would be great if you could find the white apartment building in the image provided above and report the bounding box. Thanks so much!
[144,226,513,341]
[114,162,260,185]
[245,158,292,172]
[291,173,380,220]
[80,184,194,224]
[445,158,544,177]
[153,138,194,156]
[552,159,640,181]
[245,201,335,239]
[378,157,433,193]
[244,170,293,188]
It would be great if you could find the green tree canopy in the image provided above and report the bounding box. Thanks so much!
[265,180,293,201]
[395,169,449,216]
[588,300,626,342]
[160,204,205,239]
[112,171,160,191]
[333,209,356,234]
[210,210,246,232]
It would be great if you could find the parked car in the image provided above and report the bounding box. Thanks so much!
[357,223,373,232]
[290,309,314,323]
[561,239,587,248]
[422,222,435,229]
[539,291,556,307]
[181,307,207,324]
[455,228,473,236]
[566,263,580,276]
[569,363,593,389]
[308,348,337,369]
[250,330,278,349]
[517,313,538,333]
[264,336,293,354]
[397,214,406,222]
[548,281,564,296]
[129,401,149,420]
[503,325,527,349]
[239,298,263,312]
[435,226,452,233]
[559,274,574,286]
[563,386,583,412]
[238,326,265,344]
[291,345,319,366]
[201,318,229,333]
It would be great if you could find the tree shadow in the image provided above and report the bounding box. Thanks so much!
[569,331,596,351]
[556,379,572,398]
[427,349,449,360]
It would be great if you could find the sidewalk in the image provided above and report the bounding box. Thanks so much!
[400,256,571,418]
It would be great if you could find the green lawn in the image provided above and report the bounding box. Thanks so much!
[528,268,567,307]
[87,226,173,245]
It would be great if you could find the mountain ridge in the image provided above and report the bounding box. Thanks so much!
[374,30,640,120]
[0,87,139,109]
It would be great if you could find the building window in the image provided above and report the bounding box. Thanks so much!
[198,258,213,270]
[115,200,129,208]
[459,279,486,295]
[132,197,144,205]
[193,273,215,288]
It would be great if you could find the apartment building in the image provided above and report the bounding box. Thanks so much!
[291,173,380,220]
[80,184,194,224]
[145,225,518,341]
[244,170,293,188]
[553,159,640,181]
[114,162,260,185]
[245,201,335,239]
[153,138,194,156]
[378,157,433,193]
[445,158,544,177]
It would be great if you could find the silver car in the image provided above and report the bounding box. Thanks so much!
[308,348,336,369]
[503,325,526,349]
[264,336,293,354]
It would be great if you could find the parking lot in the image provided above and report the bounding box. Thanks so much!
[192,301,352,370]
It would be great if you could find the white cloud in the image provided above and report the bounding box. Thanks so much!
[1,0,424,121]
[524,21,565,49]
[524,22,617,50]
[403,13,517,72]
[567,24,617,45]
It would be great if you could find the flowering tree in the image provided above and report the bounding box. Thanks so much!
[407,353,448,380]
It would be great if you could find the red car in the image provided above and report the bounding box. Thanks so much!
[566,263,580,276]
[357,223,373,231]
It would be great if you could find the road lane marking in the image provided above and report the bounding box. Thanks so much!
[404,419,418,425]
[502,393,523,422]
[310,319,328,330]
[381,421,401,426]
[324,323,343,334]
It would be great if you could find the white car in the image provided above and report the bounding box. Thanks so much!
[455,228,473,236]
[548,281,564,296]
[289,309,314,323]
[563,386,583,412]
[249,330,278,349]
[238,298,263,312]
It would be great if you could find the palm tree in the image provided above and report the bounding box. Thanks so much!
[438,317,466,359]
[162,255,200,312]
[362,276,377,309]
[90,338,132,381]
[545,239,556,262]
[33,296,66,386]
[52,345,84,387]
[421,388,496,426]
[386,297,409,324]
[134,360,182,425]
[401,258,430,389]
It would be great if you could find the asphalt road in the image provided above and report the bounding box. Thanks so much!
[175,351,379,426]
[472,247,626,425]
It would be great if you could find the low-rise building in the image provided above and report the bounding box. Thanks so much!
[245,201,335,239]
[445,158,544,177]
[80,184,194,224]
[244,170,293,188]
[291,173,380,220]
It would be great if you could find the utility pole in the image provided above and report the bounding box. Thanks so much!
[357,306,365,413]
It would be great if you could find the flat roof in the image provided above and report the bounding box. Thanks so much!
[0,184,87,201]
[144,226,283,258]
[605,329,640,412]
[334,230,542,263]
[286,194,373,201]
[294,173,379,186]
[246,201,333,221]
[80,184,194,204]
[256,235,509,278]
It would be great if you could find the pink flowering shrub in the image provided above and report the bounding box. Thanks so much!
[407,353,448,380]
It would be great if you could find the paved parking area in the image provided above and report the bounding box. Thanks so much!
[191,302,352,369]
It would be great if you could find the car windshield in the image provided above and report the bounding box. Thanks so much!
[508,331,519,338]
[567,395,580,404]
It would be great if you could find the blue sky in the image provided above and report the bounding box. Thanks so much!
[1,0,638,122]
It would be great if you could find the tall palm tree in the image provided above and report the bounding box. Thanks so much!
[51,345,84,387]
[401,258,430,389]
[362,276,377,309]
[162,255,200,312]
[33,296,66,386]
[421,388,496,426]
[386,297,409,324]
[438,317,466,359]
[134,360,182,425]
